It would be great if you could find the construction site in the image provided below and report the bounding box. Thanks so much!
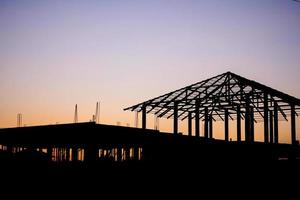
[1,72,300,176]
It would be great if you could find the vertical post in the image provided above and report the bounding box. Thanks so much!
[135,111,139,128]
[66,148,70,161]
[142,105,147,130]
[225,109,229,142]
[7,145,12,153]
[264,93,269,143]
[291,104,296,145]
[188,112,192,136]
[269,110,274,144]
[173,101,178,135]
[274,104,279,144]
[72,147,78,162]
[209,115,213,139]
[237,105,241,142]
[195,99,200,137]
[117,147,122,162]
[250,107,255,142]
[125,147,130,161]
[134,147,139,160]
[245,95,250,142]
[204,107,209,138]
[47,147,53,161]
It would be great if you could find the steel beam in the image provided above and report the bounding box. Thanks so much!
[225,109,229,142]
[274,104,279,144]
[264,93,269,143]
[142,105,147,129]
[269,110,274,144]
[237,105,241,142]
[250,107,254,142]
[291,104,296,145]
[195,99,200,137]
[188,112,192,136]
[48,147,53,161]
[174,101,178,134]
[117,147,122,162]
[204,107,209,138]
[209,115,213,139]
[245,95,250,142]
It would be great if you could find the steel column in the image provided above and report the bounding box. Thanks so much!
[173,101,178,134]
[237,105,241,142]
[245,96,250,142]
[204,107,209,138]
[250,107,254,142]
[195,99,200,137]
[188,112,192,136]
[72,148,78,162]
[209,115,213,138]
[142,105,147,130]
[269,110,274,144]
[225,109,229,142]
[274,104,279,144]
[264,93,269,143]
[209,115,213,139]
[291,104,296,145]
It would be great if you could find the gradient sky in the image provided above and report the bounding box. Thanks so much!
[1,0,300,143]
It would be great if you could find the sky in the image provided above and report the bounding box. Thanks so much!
[0,0,300,143]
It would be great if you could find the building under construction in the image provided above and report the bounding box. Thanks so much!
[0,72,300,173]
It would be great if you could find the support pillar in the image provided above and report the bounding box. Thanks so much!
[269,110,274,144]
[237,105,241,142]
[7,145,12,153]
[142,105,147,130]
[47,147,53,161]
[225,109,229,142]
[195,99,200,137]
[264,93,269,143]
[66,148,70,161]
[204,107,209,139]
[245,95,250,142]
[291,104,296,145]
[188,112,192,136]
[173,101,178,135]
[274,104,279,144]
[117,147,122,162]
[72,147,78,162]
[250,107,255,142]
[125,147,130,160]
[209,115,213,139]
[134,147,139,160]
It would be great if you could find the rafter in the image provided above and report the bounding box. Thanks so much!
[124,71,300,123]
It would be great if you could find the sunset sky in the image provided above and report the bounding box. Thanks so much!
[1,0,300,143]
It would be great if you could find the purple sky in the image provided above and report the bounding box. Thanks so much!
[1,0,300,142]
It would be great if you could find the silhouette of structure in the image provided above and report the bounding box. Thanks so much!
[74,104,78,123]
[125,71,300,145]
[17,113,22,128]
[0,72,300,174]
[94,101,100,123]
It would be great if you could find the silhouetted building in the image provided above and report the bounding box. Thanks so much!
[0,72,300,173]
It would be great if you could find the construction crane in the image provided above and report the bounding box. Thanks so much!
[94,101,100,124]
[74,104,78,123]
[17,113,22,127]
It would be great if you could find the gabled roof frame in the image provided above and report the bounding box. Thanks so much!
[124,72,300,122]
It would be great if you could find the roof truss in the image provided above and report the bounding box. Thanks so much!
[124,72,300,122]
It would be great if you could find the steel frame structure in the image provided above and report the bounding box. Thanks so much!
[124,72,300,144]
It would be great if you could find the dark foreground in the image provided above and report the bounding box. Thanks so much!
[0,123,299,195]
